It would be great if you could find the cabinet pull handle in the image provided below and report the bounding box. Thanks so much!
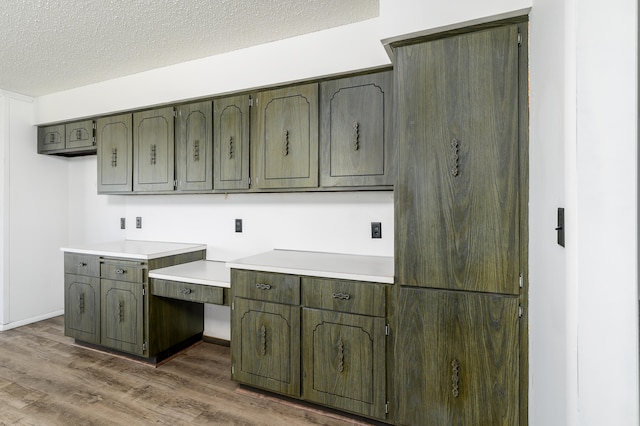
[193,139,200,162]
[332,292,350,300]
[49,133,56,144]
[111,147,118,167]
[179,287,192,295]
[78,293,85,313]
[255,283,271,290]
[228,136,233,159]
[284,130,290,156]
[76,129,82,140]
[353,122,360,151]
[451,359,460,398]
[259,324,267,356]
[150,144,157,165]
[77,262,87,267]
[337,337,345,372]
[450,138,460,177]
[114,268,126,275]
[118,301,124,323]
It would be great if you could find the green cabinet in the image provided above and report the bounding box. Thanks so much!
[253,83,319,189]
[176,101,213,191]
[319,71,395,188]
[214,95,251,190]
[393,288,520,425]
[133,107,175,192]
[97,113,133,193]
[101,277,145,355]
[38,120,95,156]
[64,274,100,344]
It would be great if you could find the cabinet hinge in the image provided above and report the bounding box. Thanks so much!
[248,98,253,107]
[92,136,96,145]
[518,32,522,46]
[248,177,251,186]
[142,286,146,296]
[92,122,97,130]
[231,365,235,375]
[519,274,523,288]
[174,179,178,190]
[143,341,147,351]
[519,305,523,318]
[385,401,389,414]
[173,109,178,118]
[385,324,390,336]
[231,302,234,311]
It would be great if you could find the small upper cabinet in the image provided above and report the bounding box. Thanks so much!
[320,71,394,188]
[253,83,319,190]
[133,107,176,192]
[214,95,250,190]
[38,120,95,156]
[176,102,213,192]
[97,114,133,194]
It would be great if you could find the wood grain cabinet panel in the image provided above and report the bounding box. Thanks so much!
[253,83,319,189]
[393,288,519,425]
[302,308,387,420]
[214,95,250,190]
[176,101,213,191]
[37,124,65,153]
[64,274,100,344]
[65,120,95,150]
[100,278,145,356]
[320,71,394,188]
[97,114,133,193]
[133,107,175,192]
[151,278,223,305]
[395,24,521,295]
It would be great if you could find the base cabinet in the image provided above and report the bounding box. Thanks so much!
[64,274,100,344]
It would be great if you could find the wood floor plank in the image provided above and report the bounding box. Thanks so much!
[0,316,380,426]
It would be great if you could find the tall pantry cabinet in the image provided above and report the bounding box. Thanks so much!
[392,21,528,425]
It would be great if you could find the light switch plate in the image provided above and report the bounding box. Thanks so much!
[136,217,142,229]
[371,222,382,239]
[235,219,243,233]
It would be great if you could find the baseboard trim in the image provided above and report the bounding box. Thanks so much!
[0,310,64,331]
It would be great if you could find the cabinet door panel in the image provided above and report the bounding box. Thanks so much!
[303,308,386,420]
[133,107,175,192]
[254,84,318,189]
[66,120,95,150]
[395,25,520,294]
[97,114,133,193]
[320,71,394,187]
[101,279,145,355]
[38,124,65,153]
[231,298,300,396]
[64,274,100,344]
[214,95,250,190]
[394,288,519,425]
[176,102,213,191]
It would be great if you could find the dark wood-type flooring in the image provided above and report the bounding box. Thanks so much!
[0,316,378,426]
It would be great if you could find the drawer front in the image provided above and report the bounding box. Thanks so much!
[151,278,224,305]
[64,253,100,277]
[302,277,386,317]
[100,261,145,283]
[232,269,300,305]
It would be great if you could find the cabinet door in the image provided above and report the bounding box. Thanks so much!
[64,274,100,344]
[97,114,133,193]
[302,308,386,420]
[395,25,521,294]
[101,279,145,356]
[66,120,95,150]
[37,124,65,153]
[133,107,175,192]
[253,83,318,189]
[394,288,519,426]
[231,297,300,397]
[214,95,250,190]
[320,71,394,187]
[175,102,212,191]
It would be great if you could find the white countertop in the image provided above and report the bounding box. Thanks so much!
[60,240,207,260]
[149,260,230,288]
[226,249,394,284]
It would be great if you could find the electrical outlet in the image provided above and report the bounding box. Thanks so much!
[120,218,126,229]
[235,219,243,233]
[136,217,142,229]
[371,222,382,239]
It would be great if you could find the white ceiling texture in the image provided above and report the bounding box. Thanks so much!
[0,0,379,97]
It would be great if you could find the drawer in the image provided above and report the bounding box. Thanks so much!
[232,269,300,305]
[100,260,145,283]
[64,253,100,277]
[302,277,386,317]
[151,278,224,305]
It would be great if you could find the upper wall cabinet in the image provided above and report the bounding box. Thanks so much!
[176,102,213,192]
[97,114,133,194]
[214,95,250,191]
[252,83,319,190]
[38,120,95,156]
[319,71,395,188]
[133,107,176,192]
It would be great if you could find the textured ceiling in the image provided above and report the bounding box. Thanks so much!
[0,0,379,97]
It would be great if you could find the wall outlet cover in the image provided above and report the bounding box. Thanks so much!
[136,217,142,229]
[120,217,126,229]
[235,218,243,233]
[371,222,382,239]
